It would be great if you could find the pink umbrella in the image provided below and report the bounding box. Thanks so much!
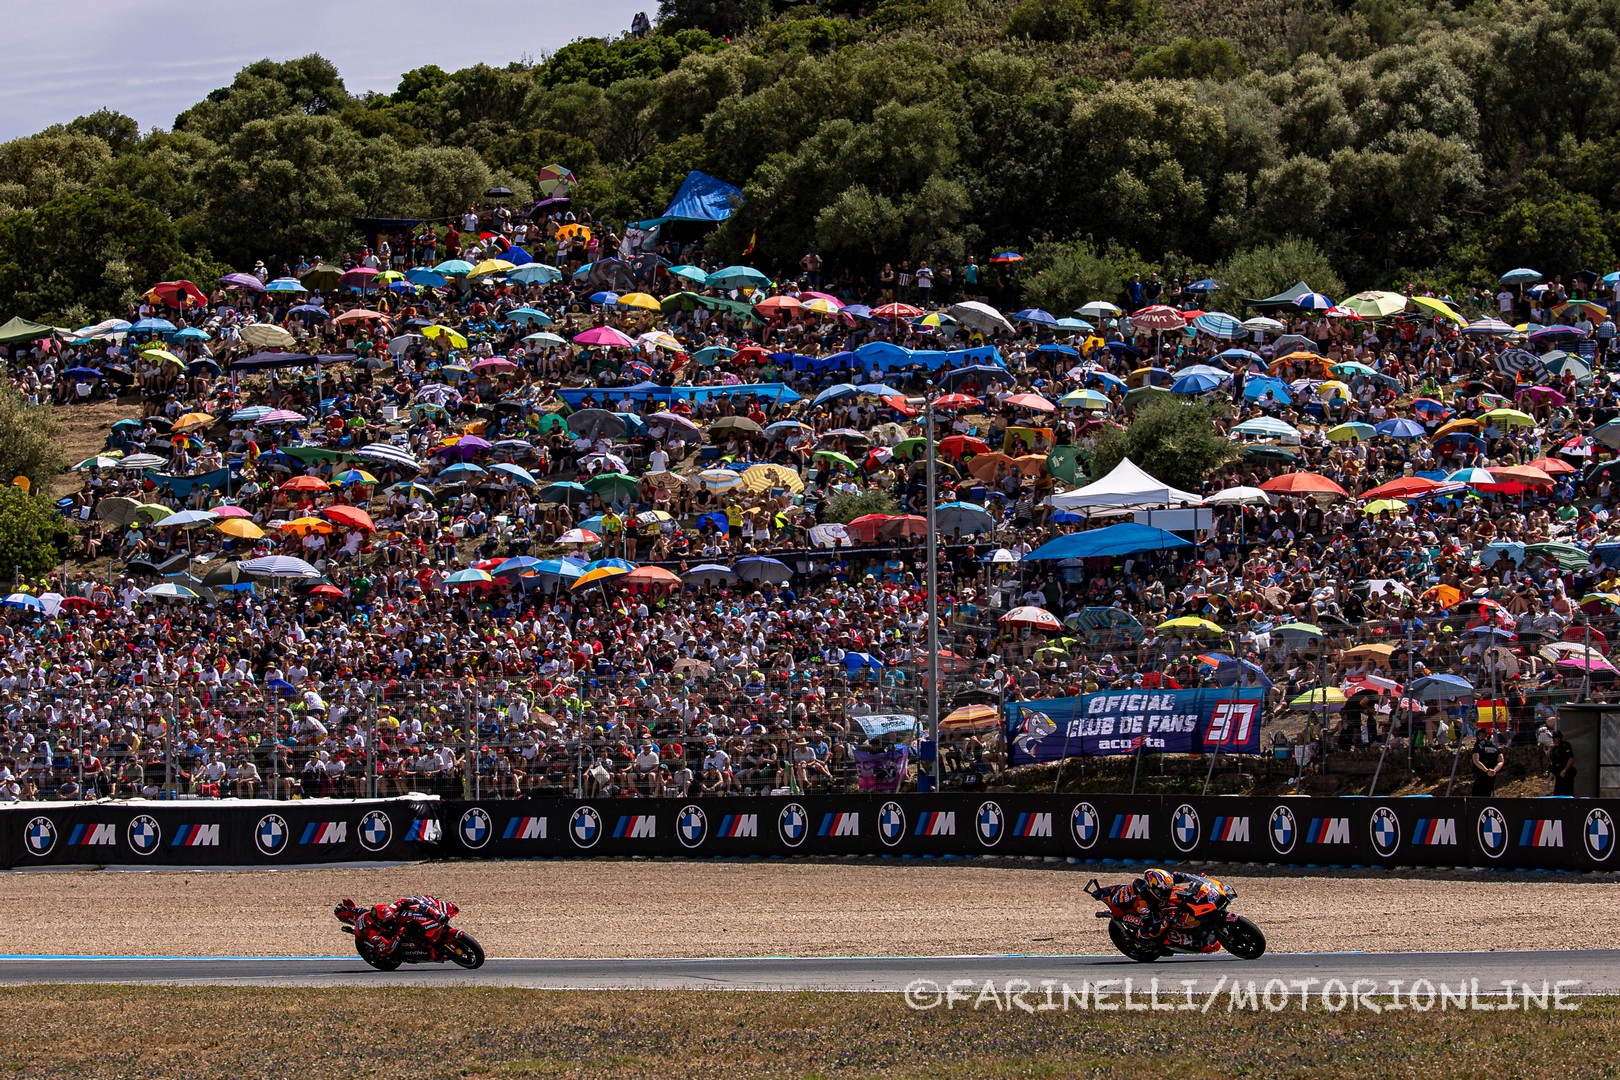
[1002,392,1056,413]
[1557,656,1616,673]
[211,505,253,518]
[1129,304,1188,332]
[557,528,601,545]
[999,605,1062,631]
[573,326,636,348]
[1515,385,1567,406]
[473,357,517,372]
[255,409,307,426]
[340,267,379,290]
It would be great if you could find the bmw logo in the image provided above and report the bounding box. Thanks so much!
[1070,802,1099,850]
[358,810,392,852]
[569,806,603,849]
[975,801,1004,847]
[127,814,161,856]
[778,802,808,848]
[1369,807,1401,858]
[24,816,56,857]
[677,805,707,849]
[877,801,906,846]
[1477,806,1508,860]
[1585,808,1614,862]
[1268,805,1297,855]
[1171,804,1201,853]
[459,808,493,850]
[255,814,289,857]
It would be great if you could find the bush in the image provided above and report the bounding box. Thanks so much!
[0,484,73,586]
[822,489,899,522]
[1086,397,1237,494]
[1127,37,1247,81]
[0,383,65,488]
[1005,0,1159,43]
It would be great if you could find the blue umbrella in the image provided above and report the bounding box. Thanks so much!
[856,382,904,398]
[503,307,552,326]
[1172,371,1226,395]
[130,317,176,333]
[265,278,307,292]
[1215,347,1264,369]
[813,383,860,406]
[525,558,584,582]
[589,291,621,305]
[934,501,995,534]
[1199,652,1274,690]
[844,651,885,670]
[172,327,211,342]
[1186,278,1226,293]
[1500,268,1542,285]
[1295,292,1334,310]
[405,267,448,288]
[1407,674,1475,701]
[1242,375,1293,404]
[1191,312,1243,339]
[734,556,792,583]
[940,364,1008,388]
[438,462,487,481]
[508,264,562,285]
[1036,343,1078,356]
[1084,369,1129,392]
[706,265,771,290]
[490,462,537,486]
[1013,308,1057,327]
[683,563,738,586]
[1375,418,1426,439]
[492,556,543,577]
[3,593,44,612]
[1055,317,1094,331]
[583,558,637,573]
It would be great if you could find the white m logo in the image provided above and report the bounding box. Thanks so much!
[832,814,859,836]
[1319,818,1350,845]
[1123,816,1150,840]
[627,817,656,839]
[85,823,117,845]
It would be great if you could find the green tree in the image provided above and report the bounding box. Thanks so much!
[0,190,184,318]
[822,489,899,523]
[656,0,771,36]
[1005,0,1159,42]
[1489,174,1615,275]
[175,55,350,143]
[0,384,66,488]
[1210,237,1344,313]
[1085,397,1237,494]
[1128,38,1247,81]
[1015,239,1140,315]
[0,483,73,586]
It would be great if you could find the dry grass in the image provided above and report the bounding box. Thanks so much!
[50,396,138,497]
[0,986,1611,1079]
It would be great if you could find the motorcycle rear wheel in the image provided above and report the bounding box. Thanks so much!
[1216,915,1267,960]
[1108,919,1164,962]
[446,932,485,969]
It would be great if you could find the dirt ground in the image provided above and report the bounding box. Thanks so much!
[9,860,1618,957]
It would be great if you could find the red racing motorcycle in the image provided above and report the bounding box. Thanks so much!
[334,897,485,971]
[1085,876,1266,962]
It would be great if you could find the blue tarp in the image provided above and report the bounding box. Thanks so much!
[632,170,743,229]
[854,343,1006,373]
[147,467,234,497]
[1022,523,1192,561]
[555,383,801,407]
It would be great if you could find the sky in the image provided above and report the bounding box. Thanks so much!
[0,0,650,141]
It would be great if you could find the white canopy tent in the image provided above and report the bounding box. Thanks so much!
[1047,456,1203,513]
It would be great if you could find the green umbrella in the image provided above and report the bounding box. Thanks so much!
[1525,542,1590,571]
[585,472,640,499]
[135,503,173,522]
[891,437,929,459]
[1123,384,1171,409]
[283,445,360,464]
[814,450,859,470]
[1241,445,1301,463]
[535,413,569,434]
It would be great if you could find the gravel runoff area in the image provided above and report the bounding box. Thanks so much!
[11,860,1620,958]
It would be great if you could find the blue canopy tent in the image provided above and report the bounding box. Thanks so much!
[1022,523,1192,561]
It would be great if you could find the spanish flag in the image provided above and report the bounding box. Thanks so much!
[741,230,756,257]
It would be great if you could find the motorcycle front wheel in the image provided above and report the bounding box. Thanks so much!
[1107,919,1164,962]
[446,932,485,969]
[354,936,402,972]
[1215,915,1267,960]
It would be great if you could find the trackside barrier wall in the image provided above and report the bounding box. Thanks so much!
[436,795,1620,872]
[0,798,438,868]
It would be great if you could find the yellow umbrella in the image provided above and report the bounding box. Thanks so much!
[422,325,469,349]
[572,565,629,590]
[171,411,216,432]
[740,463,805,494]
[216,518,265,540]
[618,292,663,312]
[1407,295,1466,325]
[1479,408,1536,428]
[277,516,333,535]
[1317,380,1352,401]
[469,259,516,278]
[1432,417,1481,439]
[801,297,842,314]
[1362,498,1407,516]
[1291,687,1346,709]
[640,331,685,351]
[1155,616,1226,635]
[142,348,185,368]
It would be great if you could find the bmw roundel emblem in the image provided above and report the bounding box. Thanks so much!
[1268,806,1298,855]
[975,801,1004,847]
[459,808,493,850]
[1585,808,1614,862]
[1369,806,1401,858]
[1477,806,1508,860]
[1171,804,1201,853]
[127,814,161,856]
[255,813,289,857]
[358,810,392,852]
[1070,802,1099,849]
[677,804,708,849]
[24,816,56,857]
[778,802,808,848]
[878,801,906,847]
[569,806,602,849]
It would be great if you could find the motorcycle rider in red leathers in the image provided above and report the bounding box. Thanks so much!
[356,895,440,960]
[1113,868,1221,951]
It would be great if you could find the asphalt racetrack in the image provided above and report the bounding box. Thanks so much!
[1,950,1615,994]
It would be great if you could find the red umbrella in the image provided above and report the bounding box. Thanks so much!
[755,295,803,314]
[1129,304,1188,332]
[940,435,991,458]
[309,584,345,598]
[625,566,681,587]
[881,515,928,539]
[280,476,329,492]
[872,302,923,319]
[1260,472,1350,499]
[147,279,208,308]
[932,394,984,410]
[1002,392,1056,413]
[999,605,1062,631]
[1360,476,1443,501]
[333,308,389,324]
[845,514,897,542]
[1526,456,1576,476]
[323,505,376,533]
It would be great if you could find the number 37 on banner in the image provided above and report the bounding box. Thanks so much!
[1205,701,1260,747]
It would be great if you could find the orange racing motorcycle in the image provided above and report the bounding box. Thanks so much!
[1085,874,1266,962]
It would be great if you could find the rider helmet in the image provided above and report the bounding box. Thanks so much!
[1141,868,1174,903]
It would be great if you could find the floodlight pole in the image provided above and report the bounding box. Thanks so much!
[926,396,941,791]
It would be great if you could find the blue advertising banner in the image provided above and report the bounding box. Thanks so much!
[1006,688,1266,765]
